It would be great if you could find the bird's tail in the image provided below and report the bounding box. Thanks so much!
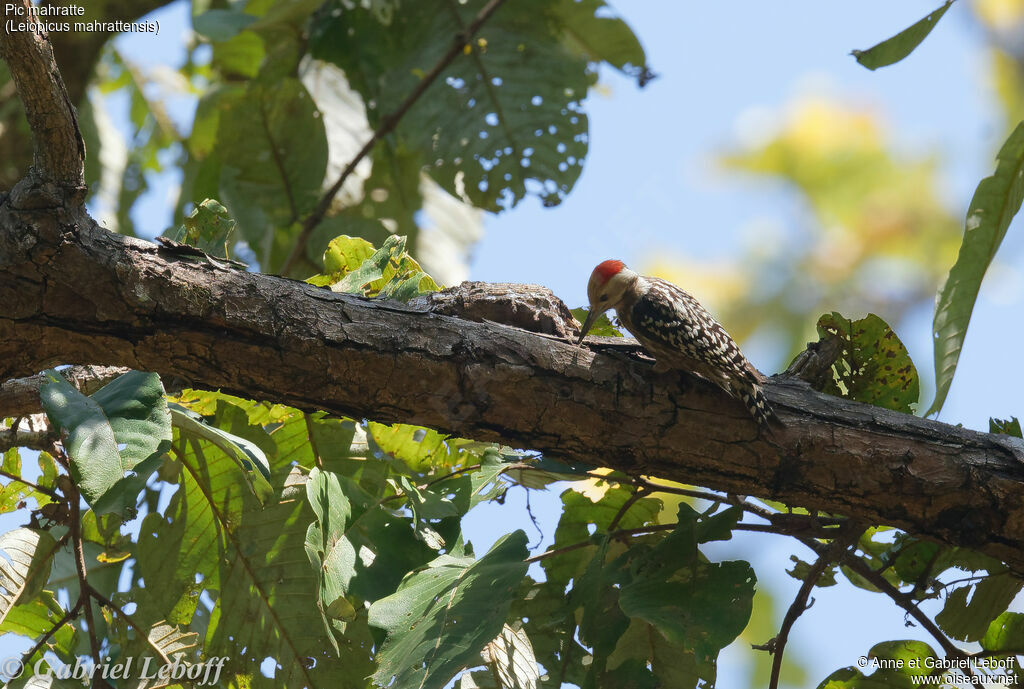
[739,382,779,431]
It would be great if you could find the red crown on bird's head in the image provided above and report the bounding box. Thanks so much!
[592,259,626,286]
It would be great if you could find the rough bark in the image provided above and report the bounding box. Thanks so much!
[0,0,85,187]
[0,0,174,189]
[2,188,1024,571]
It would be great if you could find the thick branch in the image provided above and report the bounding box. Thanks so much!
[0,0,84,186]
[0,365,129,418]
[4,208,1024,569]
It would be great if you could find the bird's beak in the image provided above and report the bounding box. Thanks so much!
[577,308,599,345]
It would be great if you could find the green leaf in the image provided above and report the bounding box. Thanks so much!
[369,531,530,689]
[310,0,596,211]
[551,0,649,82]
[619,543,755,664]
[304,468,356,651]
[787,555,838,587]
[571,307,622,337]
[816,639,940,689]
[572,538,631,680]
[606,618,698,689]
[320,234,441,299]
[815,312,920,413]
[990,416,1023,438]
[982,612,1024,653]
[890,537,941,584]
[213,29,266,79]
[851,1,953,71]
[165,198,237,258]
[41,370,171,517]
[367,420,492,472]
[867,640,937,679]
[0,528,58,624]
[168,403,273,504]
[0,591,76,665]
[215,78,328,271]
[936,574,1023,642]
[193,8,258,41]
[0,449,52,513]
[929,121,1024,416]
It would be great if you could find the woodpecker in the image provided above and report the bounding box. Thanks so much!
[577,260,778,430]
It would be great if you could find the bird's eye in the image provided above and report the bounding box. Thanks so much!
[599,295,609,302]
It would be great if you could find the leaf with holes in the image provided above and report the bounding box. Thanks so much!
[311,0,648,212]
[815,312,920,413]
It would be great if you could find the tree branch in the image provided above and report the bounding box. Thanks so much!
[0,365,129,418]
[279,0,511,274]
[3,209,1024,571]
[0,0,85,186]
[767,528,861,689]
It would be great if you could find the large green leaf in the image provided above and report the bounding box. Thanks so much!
[215,78,328,271]
[156,408,378,687]
[617,509,755,670]
[814,312,920,413]
[369,531,529,689]
[929,121,1024,416]
[168,402,274,504]
[0,528,59,626]
[0,591,76,666]
[852,1,953,70]
[935,575,1023,642]
[817,640,938,689]
[40,370,171,517]
[311,0,647,212]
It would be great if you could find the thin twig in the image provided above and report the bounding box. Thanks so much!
[68,481,102,668]
[607,487,649,532]
[279,0,512,275]
[768,527,863,689]
[19,598,83,668]
[0,467,59,498]
[87,586,151,642]
[841,553,968,661]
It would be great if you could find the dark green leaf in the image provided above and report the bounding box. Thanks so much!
[215,78,328,271]
[852,1,953,71]
[369,531,530,689]
[929,121,1024,416]
[551,0,650,83]
[936,574,1022,642]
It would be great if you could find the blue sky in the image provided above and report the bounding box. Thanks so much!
[4,1,1023,686]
